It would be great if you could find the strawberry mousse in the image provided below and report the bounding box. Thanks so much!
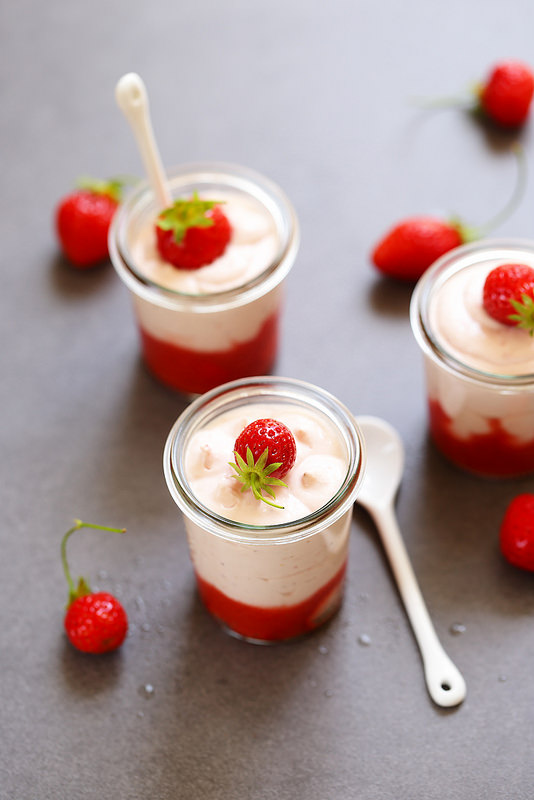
[410,239,534,477]
[109,163,299,395]
[163,377,366,643]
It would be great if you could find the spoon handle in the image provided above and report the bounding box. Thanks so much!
[115,73,172,209]
[372,504,466,707]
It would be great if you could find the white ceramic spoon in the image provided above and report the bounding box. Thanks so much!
[115,72,172,208]
[355,415,466,708]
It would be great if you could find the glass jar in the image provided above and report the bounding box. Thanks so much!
[410,239,534,477]
[109,162,299,395]
[163,376,366,643]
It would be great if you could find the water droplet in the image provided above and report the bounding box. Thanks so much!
[324,689,334,698]
[135,596,145,611]
[449,623,466,636]
[156,624,165,634]
[498,675,507,683]
[141,622,151,633]
[358,633,372,647]
[163,579,172,591]
[114,584,123,597]
[137,710,145,718]
[139,683,155,698]
[318,645,329,655]
[309,679,317,688]
[98,570,108,580]
[358,592,369,602]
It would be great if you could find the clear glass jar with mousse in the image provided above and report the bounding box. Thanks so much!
[410,239,534,478]
[109,162,299,395]
[163,376,366,643]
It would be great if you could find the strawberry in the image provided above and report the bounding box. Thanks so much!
[499,493,534,571]
[155,193,232,270]
[55,177,124,268]
[372,217,465,281]
[61,519,128,654]
[478,61,534,129]
[483,263,534,332]
[372,144,526,282]
[230,418,297,508]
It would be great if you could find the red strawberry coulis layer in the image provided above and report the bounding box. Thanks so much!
[194,562,347,642]
[429,399,534,477]
[138,312,279,395]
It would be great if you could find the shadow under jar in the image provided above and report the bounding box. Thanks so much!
[410,239,534,478]
[163,376,366,643]
[109,163,299,395]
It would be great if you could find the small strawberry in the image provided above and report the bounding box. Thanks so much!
[55,177,125,268]
[61,519,128,654]
[372,217,465,282]
[230,418,297,508]
[499,493,534,571]
[478,61,534,129]
[155,193,232,270]
[483,263,534,332]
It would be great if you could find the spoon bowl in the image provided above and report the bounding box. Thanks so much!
[356,415,466,708]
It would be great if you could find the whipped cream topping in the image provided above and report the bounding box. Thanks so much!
[429,260,534,376]
[129,191,279,295]
[184,403,348,527]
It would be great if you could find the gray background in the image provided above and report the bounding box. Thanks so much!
[2,1,534,798]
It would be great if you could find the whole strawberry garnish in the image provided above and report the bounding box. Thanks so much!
[55,177,124,268]
[483,263,534,333]
[499,493,534,571]
[372,217,465,281]
[372,144,526,282]
[230,418,297,508]
[478,61,534,128]
[155,193,232,270]
[61,519,128,654]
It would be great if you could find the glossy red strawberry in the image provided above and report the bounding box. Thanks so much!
[61,519,128,654]
[483,263,534,331]
[479,61,534,128]
[499,493,534,571]
[372,217,464,281]
[155,193,232,269]
[56,178,124,268]
[230,418,297,507]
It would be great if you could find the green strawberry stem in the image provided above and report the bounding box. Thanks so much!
[157,192,223,244]
[229,447,287,509]
[450,143,526,242]
[509,293,534,335]
[61,519,126,604]
[76,176,135,203]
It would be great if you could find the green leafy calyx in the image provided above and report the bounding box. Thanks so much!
[76,176,127,203]
[509,293,534,335]
[157,192,222,244]
[229,447,287,509]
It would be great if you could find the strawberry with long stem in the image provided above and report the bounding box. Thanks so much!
[372,143,526,282]
[62,519,128,654]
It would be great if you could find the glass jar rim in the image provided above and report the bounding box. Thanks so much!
[108,161,300,313]
[163,376,366,545]
[410,238,534,387]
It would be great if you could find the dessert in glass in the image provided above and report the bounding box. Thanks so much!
[163,376,366,643]
[410,239,534,478]
[108,162,299,395]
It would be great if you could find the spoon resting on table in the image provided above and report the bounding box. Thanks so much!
[355,415,466,708]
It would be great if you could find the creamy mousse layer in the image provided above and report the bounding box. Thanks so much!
[429,260,534,376]
[182,402,352,607]
[128,191,283,351]
[129,191,279,295]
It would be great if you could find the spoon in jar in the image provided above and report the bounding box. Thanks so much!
[355,415,466,708]
[115,72,172,208]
